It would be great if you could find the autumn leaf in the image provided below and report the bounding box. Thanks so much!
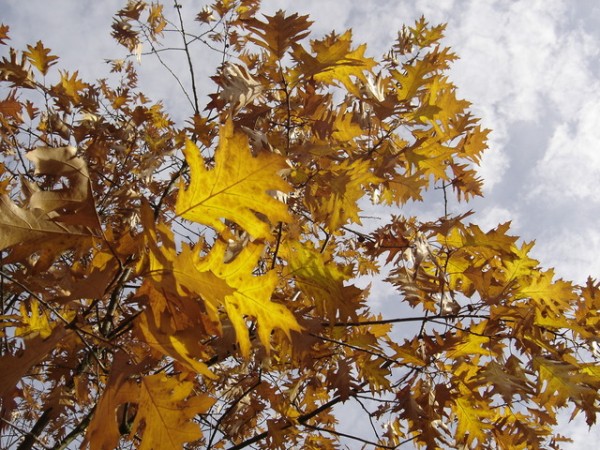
[306,158,382,231]
[15,299,53,339]
[24,40,59,75]
[129,375,215,449]
[58,70,87,102]
[291,30,376,93]
[87,373,214,450]
[533,356,595,408]
[2,3,598,449]
[454,394,493,446]
[446,321,491,359]
[514,269,576,315]
[176,120,292,240]
[197,238,302,357]
[0,325,68,397]
[0,194,93,251]
[283,240,365,322]
[244,9,312,59]
[136,308,217,379]
[25,146,99,227]
[0,90,22,120]
[0,24,9,45]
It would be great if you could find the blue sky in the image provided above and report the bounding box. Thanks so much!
[3,0,600,447]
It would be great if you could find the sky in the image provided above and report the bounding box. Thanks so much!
[3,0,600,448]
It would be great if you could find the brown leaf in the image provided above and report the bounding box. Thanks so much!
[0,325,68,397]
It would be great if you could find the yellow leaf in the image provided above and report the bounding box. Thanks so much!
[244,10,312,59]
[136,309,217,379]
[0,146,98,251]
[447,321,490,359]
[176,120,292,239]
[24,40,58,75]
[87,373,214,450]
[197,239,302,357]
[292,30,376,94]
[58,70,87,102]
[141,202,234,323]
[533,356,594,408]
[131,375,214,450]
[16,299,53,339]
[307,159,381,231]
[0,24,9,45]
[454,395,493,446]
[25,146,99,227]
[0,194,93,251]
[515,269,576,315]
[283,240,364,322]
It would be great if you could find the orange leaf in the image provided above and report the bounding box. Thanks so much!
[0,24,9,45]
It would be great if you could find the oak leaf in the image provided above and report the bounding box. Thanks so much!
[244,9,312,59]
[0,325,68,397]
[136,308,217,379]
[291,30,376,93]
[0,194,93,251]
[306,158,382,231]
[176,120,292,240]
[446,321,491,359]
[454,395,493,446]
[283,240,365,322]
[533,356,594,408]
[15,299,53,339]
[0,24,9,45]
[25,146,99,227]
[197,238,302,357]
[23,40,59,75]
[87,373,214,450]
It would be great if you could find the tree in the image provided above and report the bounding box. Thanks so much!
[0,1,598,448]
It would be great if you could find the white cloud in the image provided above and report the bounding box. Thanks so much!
[529,223,600,283]
[529,93,600,203]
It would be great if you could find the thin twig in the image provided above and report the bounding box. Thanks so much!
[173,0,200,115]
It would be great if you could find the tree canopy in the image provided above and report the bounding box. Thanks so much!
[0,1,599,449]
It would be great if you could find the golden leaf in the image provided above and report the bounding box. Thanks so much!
[197,238,302,357]
[306,159,382,231]
[533,357,594,408]
[176,120,292,240]
[136,308,217,379]
[454,395,493,446]
[446,321,490,359]
[87,373,214,450]
[0,24,9,45]
[244,9,312,59]
[291,30,376,93]
[58,70,87,102]
[25,146,99,227]
[283,240,364,322]
[0,194,93,251]
[15,299,53,339]
[515,270,576,316]
[23,40,59,75]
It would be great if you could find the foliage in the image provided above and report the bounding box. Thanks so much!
[0,1,599,449]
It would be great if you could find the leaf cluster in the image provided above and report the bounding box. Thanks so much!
[0,2,598,449]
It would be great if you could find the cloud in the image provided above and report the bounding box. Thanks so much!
[529,93,600,204]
